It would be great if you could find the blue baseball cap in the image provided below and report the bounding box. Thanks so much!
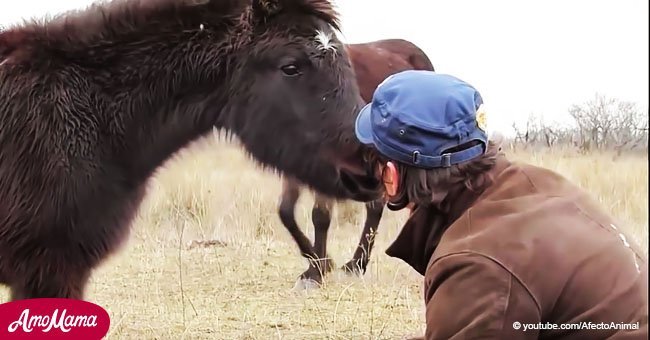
[355,70,488,168]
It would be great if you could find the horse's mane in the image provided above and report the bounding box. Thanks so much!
[0,0,341,59]
[1,0,245,53]
[295,0,340,30]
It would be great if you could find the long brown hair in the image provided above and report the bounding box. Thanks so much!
[366,139,502,209]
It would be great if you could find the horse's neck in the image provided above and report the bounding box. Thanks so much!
[108,44,231,182]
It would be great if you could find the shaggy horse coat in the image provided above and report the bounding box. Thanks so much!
[0,0,381,300]
[279,39,435,287]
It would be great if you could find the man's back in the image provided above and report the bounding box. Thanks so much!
[425,157,647,339]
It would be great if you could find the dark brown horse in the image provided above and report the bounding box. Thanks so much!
[280,39,435,289]
[0,0,383,301]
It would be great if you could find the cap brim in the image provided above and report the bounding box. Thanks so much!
[355,103,374,145]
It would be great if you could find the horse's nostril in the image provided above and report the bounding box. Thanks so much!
[340,169,381,195]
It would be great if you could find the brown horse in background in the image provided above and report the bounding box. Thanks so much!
[0,0,383,301]
[282,39,436,289]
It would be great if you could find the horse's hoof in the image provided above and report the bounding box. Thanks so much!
[341,261,365,277]
[291,278,321,291]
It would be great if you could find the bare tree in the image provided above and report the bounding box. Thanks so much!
[512,113,574,150]
[511,93,648,154]
[569,93,647,152]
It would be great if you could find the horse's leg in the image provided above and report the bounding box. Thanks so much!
[0,260,8,287]
[297,193,334,285]
[10,265,91,301]
[0,256,7,284]
[342,198,385,276]
[278,177,323,288]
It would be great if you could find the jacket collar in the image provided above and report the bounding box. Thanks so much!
[384,154,512,275]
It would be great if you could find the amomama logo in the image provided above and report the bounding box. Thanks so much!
[0,298,110,339]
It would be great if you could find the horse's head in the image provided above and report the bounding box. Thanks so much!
[227,0,383,202]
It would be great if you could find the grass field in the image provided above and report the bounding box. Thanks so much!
[1,132,647,339]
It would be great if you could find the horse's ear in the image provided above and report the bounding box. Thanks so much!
[0,30,19,59]
[252,0,283,18]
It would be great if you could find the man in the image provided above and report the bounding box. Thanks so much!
[354,70,648,339]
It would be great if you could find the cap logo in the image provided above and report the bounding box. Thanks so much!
[476,104,487,132]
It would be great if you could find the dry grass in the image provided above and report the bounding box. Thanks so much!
[1,133,647,339]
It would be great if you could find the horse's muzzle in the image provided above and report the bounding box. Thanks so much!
[338,168,383,202]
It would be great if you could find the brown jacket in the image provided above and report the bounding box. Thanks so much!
[387,155,648,340]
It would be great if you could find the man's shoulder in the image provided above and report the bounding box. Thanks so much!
[438,174,644,276]
[430,163,647,318]
[479,159,646,262]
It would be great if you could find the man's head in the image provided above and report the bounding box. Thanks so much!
[354,70,500,211]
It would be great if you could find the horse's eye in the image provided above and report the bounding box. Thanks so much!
[280,64,301,77]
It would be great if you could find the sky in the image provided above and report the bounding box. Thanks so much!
[2,0,648,136]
